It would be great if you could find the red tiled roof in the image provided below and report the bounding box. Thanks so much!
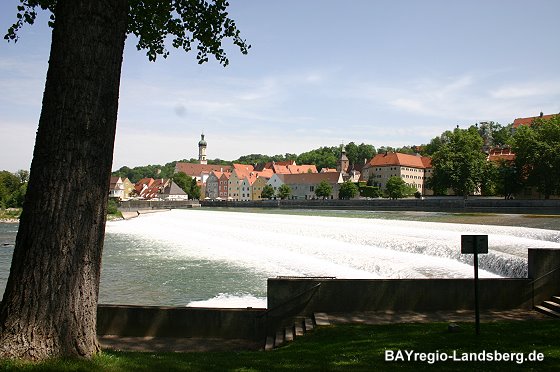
[272,164,291,174]
[287,164,318,174]
[255,169,274,178]
[365,153,431,169]
[175,163,231,177]
[512,113,558,128]
[262,160,296,169]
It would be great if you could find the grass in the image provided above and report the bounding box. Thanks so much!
[1,320,559,371]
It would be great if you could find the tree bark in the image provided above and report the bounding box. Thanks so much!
[0,0,127,360]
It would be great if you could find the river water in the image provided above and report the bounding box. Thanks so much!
[1,209,559,308]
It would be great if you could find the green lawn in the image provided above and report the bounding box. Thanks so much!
[1,320,559,371]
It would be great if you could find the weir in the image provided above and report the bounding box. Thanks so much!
[100,209,560,307]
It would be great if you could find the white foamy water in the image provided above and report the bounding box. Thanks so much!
[2,211,559,307]
[100,209,560,307]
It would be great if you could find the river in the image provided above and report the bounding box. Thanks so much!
[1,209,559,307]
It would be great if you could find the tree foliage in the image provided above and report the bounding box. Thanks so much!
[385,176,415,199]
[296,147,339,171]
[338,181,358,200]
[0,170,28,208]
[7,0,250,65]
[260,184,274,199]
[429,127,487,198]
[277,184,291,200]
[344,142,376,168]
[172,172,192,195]
[511,116,560,198]
[314,180,332,199]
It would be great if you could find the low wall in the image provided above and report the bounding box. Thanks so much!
[97,305,266,341]
[201,198,560,214]
[119,200,200,210]
[267,248,560,315]
[267,278,532,314]
[528,248,560,305]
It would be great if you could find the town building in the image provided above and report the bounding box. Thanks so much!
[109,176,125,199]
[161,181,189,200]
[361,152,433,196]
[268,172,344,200]
[218,172,230,200]
[513,112,558,129]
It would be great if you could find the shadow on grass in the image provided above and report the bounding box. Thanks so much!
[1,321,559,371]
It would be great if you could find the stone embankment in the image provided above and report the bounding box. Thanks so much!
[201,198,560,215]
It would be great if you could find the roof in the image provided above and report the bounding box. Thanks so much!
[162,181,187,196]
[287,164,318,174]
[175,162,231,177]
[487,147,516,162]
[512,113,558,128]
[109,176,122,189]
[261,160,296,170]
[272,164,291,174]
[320,168,338,173]
[255,169,274,178]
[277,172,343,185]
[365,153,431,169]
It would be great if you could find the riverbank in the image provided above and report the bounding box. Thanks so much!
[202,198,560,216]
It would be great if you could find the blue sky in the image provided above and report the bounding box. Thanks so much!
[1,0,559,172]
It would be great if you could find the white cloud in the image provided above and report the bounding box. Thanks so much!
[0,121,37,171]
[490,81,560,99]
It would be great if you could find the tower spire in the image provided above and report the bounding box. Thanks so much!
[198,132,207,165]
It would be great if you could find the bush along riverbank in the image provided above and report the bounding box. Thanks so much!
[0,208,21,223]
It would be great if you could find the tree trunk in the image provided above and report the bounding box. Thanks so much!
[0,0,127,360]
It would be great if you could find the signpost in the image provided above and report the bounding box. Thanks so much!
[461,235,488,335]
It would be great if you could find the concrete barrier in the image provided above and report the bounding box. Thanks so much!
[267,278,532,313]
[201,198,560,214]
[97,305,266,341]
[267,248,560,315]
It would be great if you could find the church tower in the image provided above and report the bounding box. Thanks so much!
[198,133,207,164]
[336,143,349,173]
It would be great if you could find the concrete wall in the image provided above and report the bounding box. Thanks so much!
[97,305,266,341]
[267,278,532,314]
[528,248,560,305]
[201,198,560,214]
[120,200,200,210]
[267,248,560,315]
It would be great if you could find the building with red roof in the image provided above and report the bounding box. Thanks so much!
[361,152,433,196]
[512,112,559,129]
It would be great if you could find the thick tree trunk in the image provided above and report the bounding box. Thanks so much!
[0,0,127,360]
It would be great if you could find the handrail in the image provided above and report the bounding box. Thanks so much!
[530,265,560,308]
[529,265,560,284]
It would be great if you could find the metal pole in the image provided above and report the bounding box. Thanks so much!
[474,243,480,335]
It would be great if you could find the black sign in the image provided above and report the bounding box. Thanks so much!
[461,235,489,254]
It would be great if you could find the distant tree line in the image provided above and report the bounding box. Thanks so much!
[0,170,29,208]
[427,116,560,199]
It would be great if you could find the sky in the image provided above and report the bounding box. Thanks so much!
[1,0,559,172]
